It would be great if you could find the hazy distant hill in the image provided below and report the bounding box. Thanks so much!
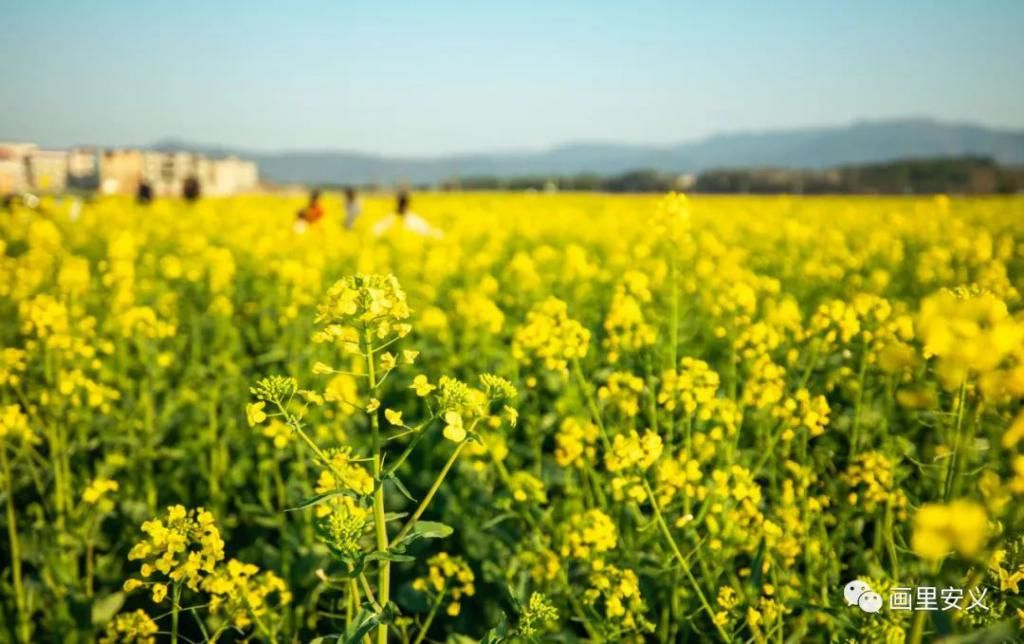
[151,118,1024,185]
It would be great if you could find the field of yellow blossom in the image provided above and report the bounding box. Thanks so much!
[1,192,1024,643]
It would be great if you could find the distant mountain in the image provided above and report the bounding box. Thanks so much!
[149,118,1024,185]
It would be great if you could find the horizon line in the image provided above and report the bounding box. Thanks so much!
[4,115,1023,160]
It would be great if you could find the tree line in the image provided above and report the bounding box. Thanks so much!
[430,157,1024,194]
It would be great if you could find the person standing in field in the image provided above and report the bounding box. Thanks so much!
[373,190,442,238]
[343,187,361,229]
[183,175,201,202]
[136,178,154,204]
[297,189,325,225]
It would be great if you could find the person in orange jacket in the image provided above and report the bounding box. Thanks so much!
[297,189,325,224]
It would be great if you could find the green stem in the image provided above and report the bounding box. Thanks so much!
[359,572,383,612]
[348,579,359,624]
[484,445,601,638]
[909,561,942,644]
[884,498,900,582]
[644,354,660,436]
[395,441,466,543]
[571,357,610,449]
[384,422,432,477]
[244,600,275,641]
[797,341,821,390]
[142,379,157,512]
[684,412,694,515]
[752,420,786,476]
[45,420,66,530]
[2,447,31,643]
[171,582,181,643]
[412,586,446,644]
[908,601,927,644]
[273,399,347,483]
[641,478,730,642]
[86,541,95,598]
[942,379,968,502]
[189,605,213,643]
[207,398,221,509]
[365,329,390,644]
[669,233,680,447]
[849,350,868,459]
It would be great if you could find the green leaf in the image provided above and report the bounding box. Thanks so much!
[482,512,517,530]
[343,609,381,644]
[387,475,418,503]
[749,538,766,592]
[391,520,455,549]
[365,550,416,564]
[380,601,400,623]
[479,614,510,644]
[505,585,522,614]
[91,592,126,626]
[410,521,453,539]
[286,488,355,512]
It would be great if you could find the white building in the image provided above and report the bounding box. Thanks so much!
[0,143,34,194]
[140,151,259,196]
[0,142,260,196]
[27,150,68,193]
[68,148,100,190]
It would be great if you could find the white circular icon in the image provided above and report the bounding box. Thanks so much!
[844,580,872,606]
[857,591,883,613]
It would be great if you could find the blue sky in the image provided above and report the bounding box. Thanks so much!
[2,0,1022,155]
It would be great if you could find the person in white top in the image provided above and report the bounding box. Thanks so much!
[343,187,361,230]
[373,191,443,238]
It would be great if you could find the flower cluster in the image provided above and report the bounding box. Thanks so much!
[605,430,663,472]
[518,592,559,638]
[412,553,476,616]
[741,354,787,409]
[554,417,599,468]
[0,348,27,386]
[119,507,290,637]
[99,610,158,644]
[313,273,412,342]
[603,271,656,363]
[509,471,548,504]
[912,500,989,561]
[598,371,645,417]
[203,558,291,630]
[320,496,370,558]
[917,288,1024,392]
[124,505,225,597]
[315,447,375,502]
[0,405,37,445]
[562,509,618,560]
[512,296,590,375]
[842,451,908,515]
[772,388,831,441]
[82,477,119,512]
[319,495,372,556]
[656,450,705,506]
[584,563,652,632]
[658,357,721,415]
[604,430,663,502]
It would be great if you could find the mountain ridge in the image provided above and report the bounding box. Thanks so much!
[145,118,1024,184]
